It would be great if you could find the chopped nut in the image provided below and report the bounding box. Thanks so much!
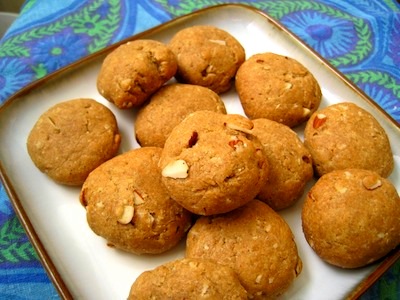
[313,113,327,129]
[268,277,275,284]
[344,171,353,179]
[201,284,209,296]
[284,82,293,90]
[255,274,263,284]
[133,190,144,205]
[302,107,311,117]
[209,39,226,45]
[117,205,134,224]
[224,122,253,135]
[188,131,198,148]
[362,175,382,190]
[162,159,189,179]
[228,137,245,150]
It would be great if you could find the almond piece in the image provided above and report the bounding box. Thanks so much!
[162,159,189,179]
[133,190,144,205]
[208,39,226,46]
[362,175,382,190]
[117,205,134,224]
[302,107,311,118]
[313,113,327,129]
[224,122,253,135]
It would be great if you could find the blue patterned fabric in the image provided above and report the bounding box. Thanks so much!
[0,0,399,299]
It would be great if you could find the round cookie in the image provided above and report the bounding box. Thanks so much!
[235,52,322,127]
[186,200,302,299]
[135,83,226,148]
[159,111,268,216]
[128,258,247,299]
[97,39,177,109]
[80,147,192,254]
[169,25,245,94]
[302,169,400,268]
[252,118,313,210]
[27,98,120,186]
[304,102,394,177]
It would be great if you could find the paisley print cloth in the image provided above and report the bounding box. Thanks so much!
[0,0,399,299]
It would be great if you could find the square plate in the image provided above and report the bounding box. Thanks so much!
[0,4,399,300]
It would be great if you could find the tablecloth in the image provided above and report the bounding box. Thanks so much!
[0,0,399,299]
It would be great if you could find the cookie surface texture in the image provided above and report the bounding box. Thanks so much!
[252,118,313,210]
[169,25,245,94]
[304,102,394,177]
[302,169,400,268]
[186,200,302,299]
[128,258,247,299]
[80,147,192,254]
[97,39,177,109]
[135,83,226,147]
[235,52,322,127]
[159,111,268,215]
[27,98,120,186]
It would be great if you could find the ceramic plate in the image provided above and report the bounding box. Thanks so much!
[0,4,399,300]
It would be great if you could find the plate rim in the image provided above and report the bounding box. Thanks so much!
[0,3,399,299]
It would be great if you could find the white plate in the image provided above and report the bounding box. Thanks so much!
[0,4,399,300]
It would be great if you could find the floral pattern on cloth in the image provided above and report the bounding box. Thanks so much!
[0,0,399,299]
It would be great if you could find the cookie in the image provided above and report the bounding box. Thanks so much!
[159,111,268,215]
[135,83,226,148]
[169,25,245,94]
[304,102,394,177]
[186,200,302,299]
[302,169,400,268]
[26,98,120,186]
[235,52,322,127]
[252,118,313,210]
[97,39,177,109]
[128,258,247,299]
[80,147,192,254]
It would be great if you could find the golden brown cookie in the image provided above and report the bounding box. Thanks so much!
[97,39,177,109]
[128,258,247,299]
[135,83,226,148]
[235,52,322,127]
[169,25,245,94]
[80,147,192,254]
[26,98,120,186]
[186,200,302,299]
[159,111,268,216]
[304,102,394,177]
[252,118,313,210]
[302,169,400,268]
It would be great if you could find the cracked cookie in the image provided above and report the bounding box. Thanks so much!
[128,258,247,299]
[235,52,322,127]
[80,147,192,254]
[97,39,177,109]
[27,98,121,186]
[304,102,394,177]
[159,110,268,216]
[302,168,400,268]
[186,199,303,299]
[135,83,226,148]
[252,118,313,210]
[169,25,245,94]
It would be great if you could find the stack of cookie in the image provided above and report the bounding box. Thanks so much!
[25,24,400,299]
